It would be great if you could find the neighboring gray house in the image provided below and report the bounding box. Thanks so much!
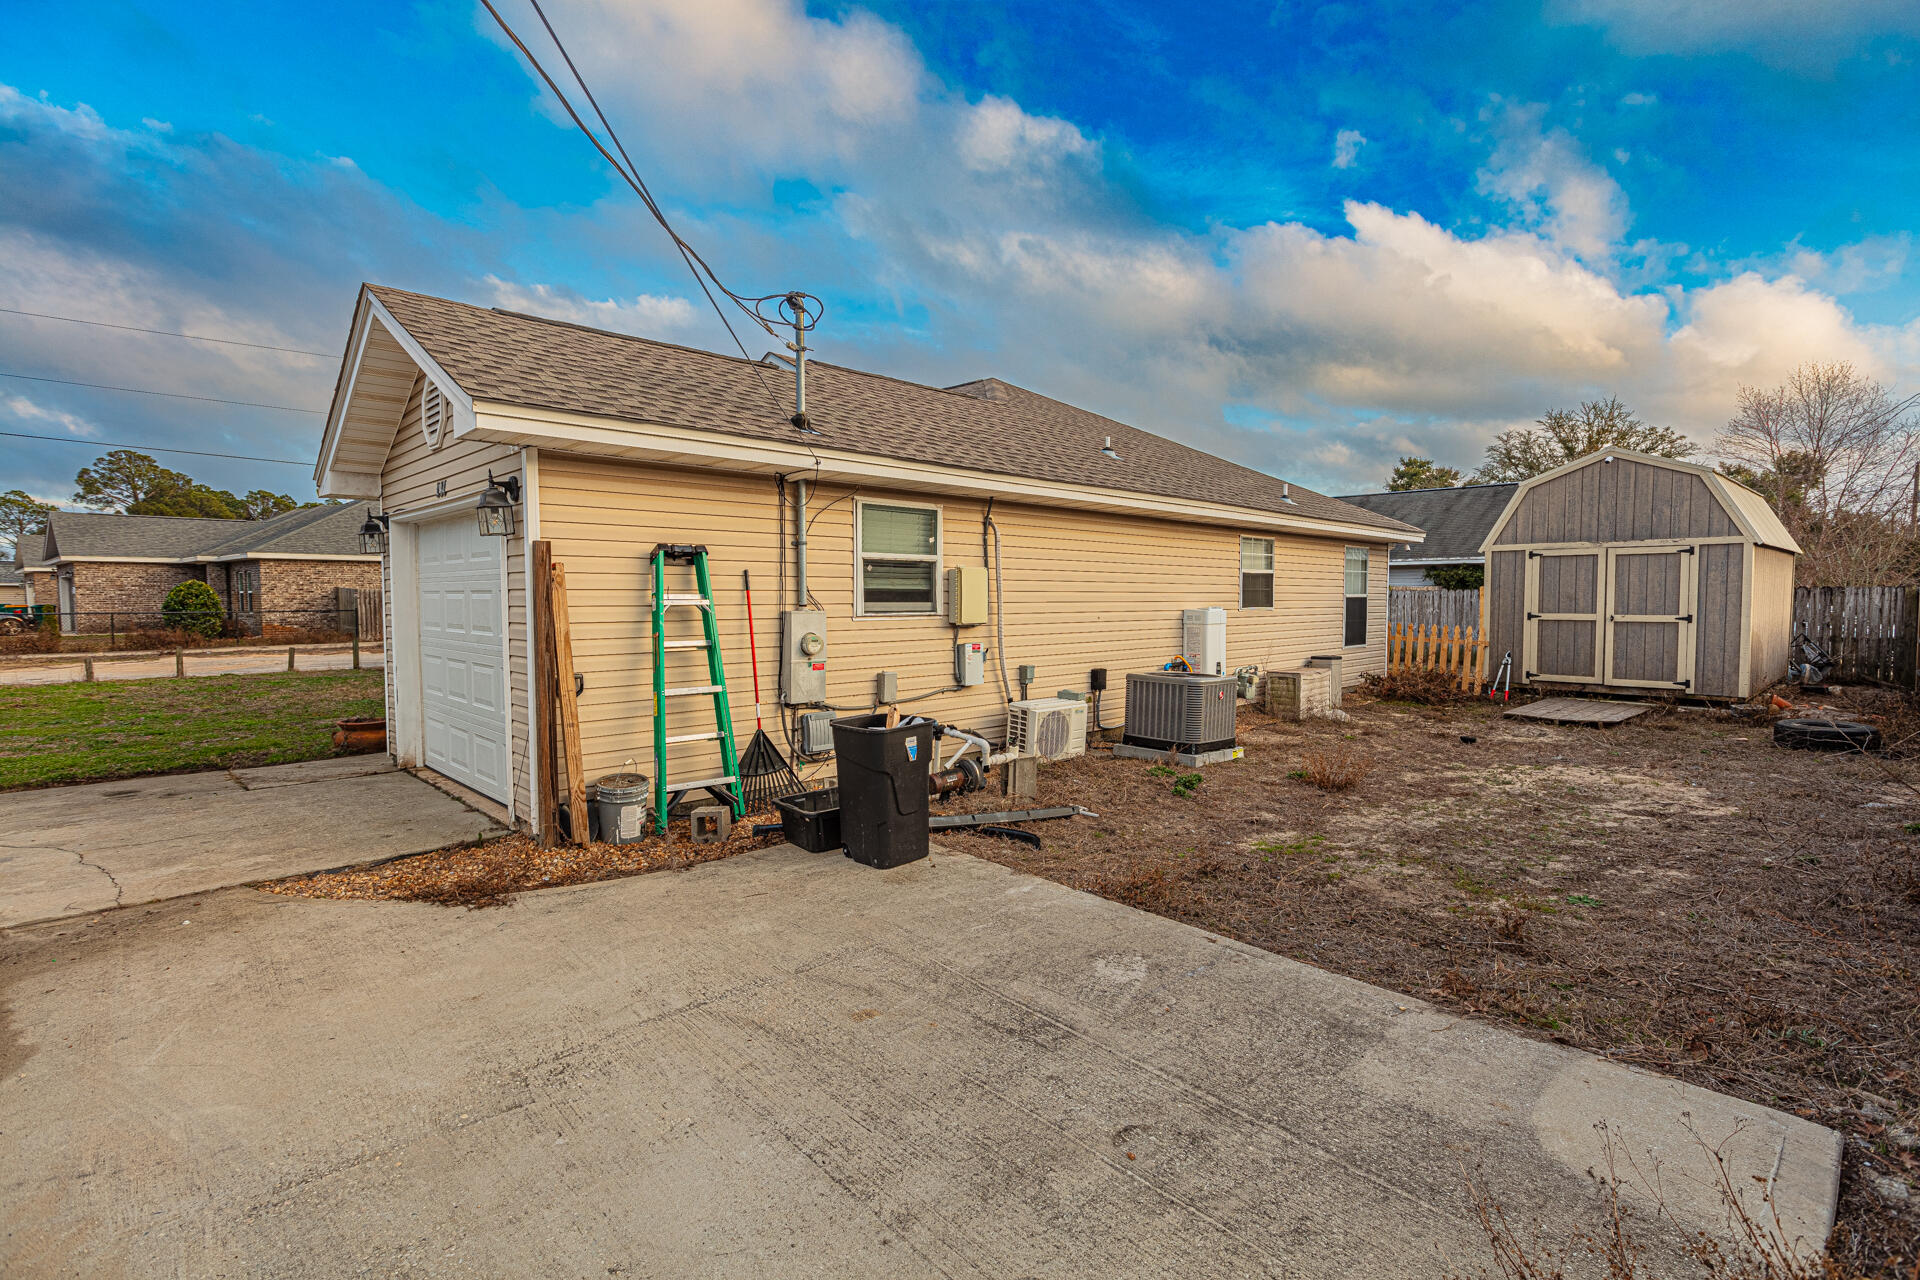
[25,503,381,632]
[1334,483,1519,587]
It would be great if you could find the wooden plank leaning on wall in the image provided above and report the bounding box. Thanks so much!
[533,540,589,846]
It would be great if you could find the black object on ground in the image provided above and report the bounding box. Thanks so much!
[928,805,1096,830]
[832,714,934,868]
[975,825,1042,847]
[773,785,843,853]
[1773,717,1882,753]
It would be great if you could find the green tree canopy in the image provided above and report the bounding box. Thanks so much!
[1472,398,1697,483]
[240,490,300,520]
[1384,457,1462,491]
[74,450,185,511]
[128,482,251,519]
[0,490,58,557]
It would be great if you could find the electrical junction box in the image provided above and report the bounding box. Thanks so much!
[780,609,828,704]
[874,670,898,704]
[945,565,987,626]
[1181,607,1227,675]
[798,711,835,757]
[954,640,985,687]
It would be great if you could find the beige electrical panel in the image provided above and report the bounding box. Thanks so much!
[945,565,987,626]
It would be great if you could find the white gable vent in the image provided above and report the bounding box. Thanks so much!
[421,381,445,447]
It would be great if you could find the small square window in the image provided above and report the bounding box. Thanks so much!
[1240,536,1274,609]
[857,501,940,615]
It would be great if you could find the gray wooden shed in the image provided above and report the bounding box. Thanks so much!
[1478,450,1800,699]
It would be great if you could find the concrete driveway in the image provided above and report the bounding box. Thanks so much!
[0,846,1840,1278]
[0,757,503,928]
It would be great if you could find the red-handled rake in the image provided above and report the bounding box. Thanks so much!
[737,569,806,813]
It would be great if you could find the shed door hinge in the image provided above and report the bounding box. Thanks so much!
[1678,614,1692,623]
[1680,545,1696,555]
[1526,611,1539,621]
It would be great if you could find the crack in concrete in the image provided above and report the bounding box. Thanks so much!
[0,839,126,911]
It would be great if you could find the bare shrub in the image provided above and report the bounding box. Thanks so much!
[1446,1122,1857,1280]
[1300,743,1373,791]
[1363,667,1473,705]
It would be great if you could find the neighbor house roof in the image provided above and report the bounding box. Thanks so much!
[0,564,20,588]
[339,285,1419,540]
[38,504,377,564]
[12,533,48,570]
[1334,484,1519,563]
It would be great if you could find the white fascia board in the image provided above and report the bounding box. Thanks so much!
[48,555,197,565]
[316,292,475,495]
[1390,555,1483,566]
[197,553,382,564]
[470,402,1424,546]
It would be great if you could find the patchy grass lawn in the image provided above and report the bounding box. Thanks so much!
[0,669,385,790]
[935,692,1920,1278]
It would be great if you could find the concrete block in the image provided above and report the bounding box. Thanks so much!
[689,805,731,844]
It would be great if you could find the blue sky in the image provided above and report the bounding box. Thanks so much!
[3,0,1917,510]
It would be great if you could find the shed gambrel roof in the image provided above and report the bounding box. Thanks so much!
[316,284,1422,543]
[1334,484,1518,563]
[1476,450,1800,554]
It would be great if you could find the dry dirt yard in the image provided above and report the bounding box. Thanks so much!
[934,690,1920,1278]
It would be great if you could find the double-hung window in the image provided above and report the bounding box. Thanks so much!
[856,501,941,615]
[1343,546,1370,646]
[1239,536,1274,609]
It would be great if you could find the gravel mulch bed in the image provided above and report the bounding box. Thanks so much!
[262,811,787,909]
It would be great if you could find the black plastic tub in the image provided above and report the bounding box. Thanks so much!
[773,786,843,853]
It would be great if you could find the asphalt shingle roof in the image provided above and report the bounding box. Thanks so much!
[367,286,1418,538]
[1333,484,1519,561]
[38,504,375,563]
[12,533,47,569]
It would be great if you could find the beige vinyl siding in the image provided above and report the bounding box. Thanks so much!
[380,374,532,819]
[537,452,1387,792]
[1747,546,1796,690]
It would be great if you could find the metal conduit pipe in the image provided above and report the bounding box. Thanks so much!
[794,477,810,603]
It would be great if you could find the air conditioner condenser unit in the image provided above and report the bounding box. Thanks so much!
[1123,671,1238,754]
[1006,697,1088,762]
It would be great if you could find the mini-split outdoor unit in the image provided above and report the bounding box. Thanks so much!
[1006,697,1088,761]
[1123,671,1238,753]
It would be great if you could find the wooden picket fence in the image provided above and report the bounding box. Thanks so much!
[1792,585,1917,687]
[1389,586,1483,632]
[1388,622,1488,692]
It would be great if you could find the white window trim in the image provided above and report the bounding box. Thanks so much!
[1343,545,1370,648]
[854,498,943,618]
[1239,535,1275,610]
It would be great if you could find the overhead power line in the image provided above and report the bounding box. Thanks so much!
[478,0,809,423]
[0,307,335,357]
[1,428,309,465]
[0,371,322,414]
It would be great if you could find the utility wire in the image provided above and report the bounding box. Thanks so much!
[0,307,333,357]
[479,0,799,423]
[0,371,321,414]
[0,429,310,465]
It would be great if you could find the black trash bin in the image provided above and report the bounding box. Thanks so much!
[831,713,933,868]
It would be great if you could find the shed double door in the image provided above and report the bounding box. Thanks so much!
[1524,546,1697,690]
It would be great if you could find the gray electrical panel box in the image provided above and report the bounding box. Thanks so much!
[873,670,898,704]
[953,640,985,687]
[798,711,835,757]
[780,609,828,704]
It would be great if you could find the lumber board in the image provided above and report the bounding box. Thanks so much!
[533,541,559,847]
[550,561,589,843]
[1504,696,1651,725]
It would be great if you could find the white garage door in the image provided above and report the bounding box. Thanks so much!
[416,515,509,803]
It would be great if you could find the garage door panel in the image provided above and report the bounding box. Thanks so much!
[415,515,509,804]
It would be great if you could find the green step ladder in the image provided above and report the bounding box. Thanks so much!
[649,544,745,835]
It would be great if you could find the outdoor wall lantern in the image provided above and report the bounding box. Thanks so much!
[476,472,521,538]
[358,511,391,555]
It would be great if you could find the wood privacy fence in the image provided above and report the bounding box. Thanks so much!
[1388,623,1489,692]
[1389,587,1483,632]
[356,590,385,642]
[1792,586,1918,687]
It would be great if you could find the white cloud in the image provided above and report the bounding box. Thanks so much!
[1476,102,1628,261]
[956,96,1097,174]
[481,275,698,336]
[1618,92,1657,106]
[1332,128,1367,169]
[3,394,100,438]
[1555,0,1920,66]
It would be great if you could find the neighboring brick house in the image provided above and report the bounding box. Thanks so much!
[24,504,381,633]
[12,533,52,609]
[0,562,24,608]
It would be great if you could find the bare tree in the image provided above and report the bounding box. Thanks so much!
[1717,362,1920,585]
[1473,397,1696,482]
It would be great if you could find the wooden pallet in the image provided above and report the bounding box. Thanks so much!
[1504,696,1651,726]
